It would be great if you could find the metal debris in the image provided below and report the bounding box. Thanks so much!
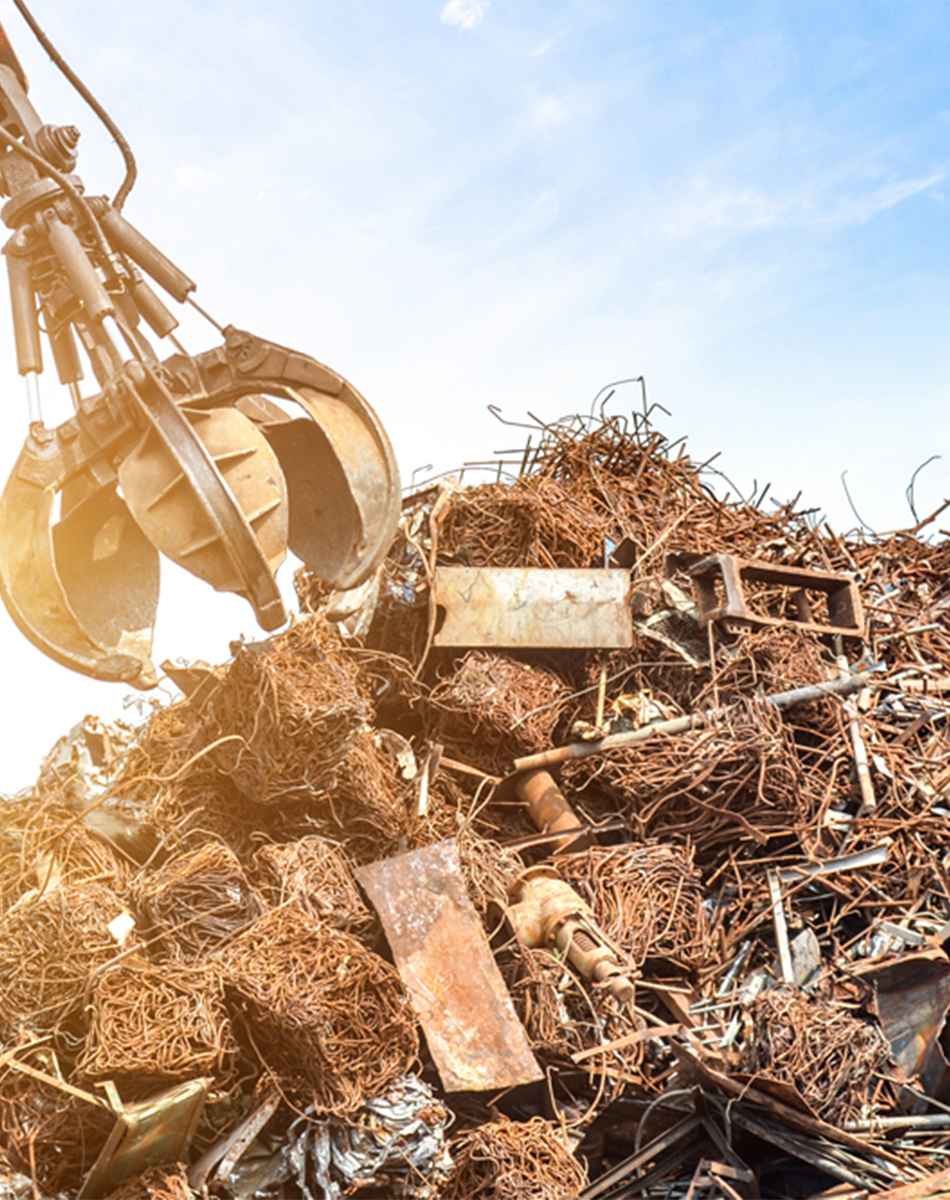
[7,400,950,1197]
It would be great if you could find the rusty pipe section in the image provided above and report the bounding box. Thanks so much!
[505,865,635,1004]
[514,769,593,853]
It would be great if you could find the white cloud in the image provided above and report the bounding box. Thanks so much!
[440,0,489,31]
[530,93,569,129]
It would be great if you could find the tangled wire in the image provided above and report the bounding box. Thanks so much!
[218,905,418,1115]
[443,1115,588,1200]
[252,835,373,935]
[201,616,371,805]
[0,881,126,1045]
[499,942,644,1082]
[559,842,711,974]
[77,954,239,1091]
[131,840,262,961]
[738,987,890,1124]
[563,699,806,863]
[0,1050,116,1194]
[429,651,572,775]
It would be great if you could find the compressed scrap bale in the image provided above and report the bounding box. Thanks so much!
[559,842,711,974]
[253,835,373,935]
[0,1053,116,1194]
[429,651,572,775]
[320,727,410,852]
[738,987,890,1124]
[132,840,261,961]
[201,616,371,805]
[443,1115,588,1200]
[250,728,411,861]
[19,798,131,893]
[438,476,609,571]
[562,698,805,863]
[218,904,418,1115]
[0,881,126,1044]
[76,954,239,1091]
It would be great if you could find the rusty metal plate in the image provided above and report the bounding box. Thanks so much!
[433,567,632,649]
[854,948,950,1106]
[355,839,542,1093]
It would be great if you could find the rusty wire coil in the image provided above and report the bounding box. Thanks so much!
[563,698,806,863]
[738,986,890,1125]
[201,616,371,805]
[443,1115,588,1200]
[76,953,239,1092]
[252,835,373,935]
[428,651,573,775]
[558,842,711,974]
[0,880,127,1045]
[218,904,418,1115]
[131,839,262,961]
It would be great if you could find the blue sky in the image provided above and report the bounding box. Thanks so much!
[0,0,948,793]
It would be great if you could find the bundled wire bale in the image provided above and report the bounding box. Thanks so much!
[253,835,373,935]
[250,728,411,862]
[737,987,890,1124]
[201,616,372,805]
[702,626,842,737]
[438,476,609,570]
[443,1115,588,1200]
[0,881,127,1044]
[562,698,806,863]
[429,651,572,775]
[19,798,131,893]
[132,840,261,961]
[218,904,418,1115]
[558,843,711,974]
[76,954,239,1091]
[319,728,411,853]
[0,1051,116,1194]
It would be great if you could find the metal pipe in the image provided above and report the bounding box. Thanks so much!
[5,247,41,374]
[98,205,195,303]
[514,769,592,852]
[513,670,882,772]
[45,213,114,321]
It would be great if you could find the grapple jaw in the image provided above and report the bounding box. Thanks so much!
[0,29,400,686]
[0,330,400,688]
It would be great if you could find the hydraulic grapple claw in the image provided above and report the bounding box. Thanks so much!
[0,23,400,685]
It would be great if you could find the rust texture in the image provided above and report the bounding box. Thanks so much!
[7,402,950,1195]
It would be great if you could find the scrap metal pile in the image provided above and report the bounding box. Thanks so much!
[5,400,950,1200]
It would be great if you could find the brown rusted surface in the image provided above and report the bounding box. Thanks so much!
[688,554,864,638]
[515,769,593,852]
[433,567,633,648]
[355,840,542,1093]
[855,949,950,1105]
